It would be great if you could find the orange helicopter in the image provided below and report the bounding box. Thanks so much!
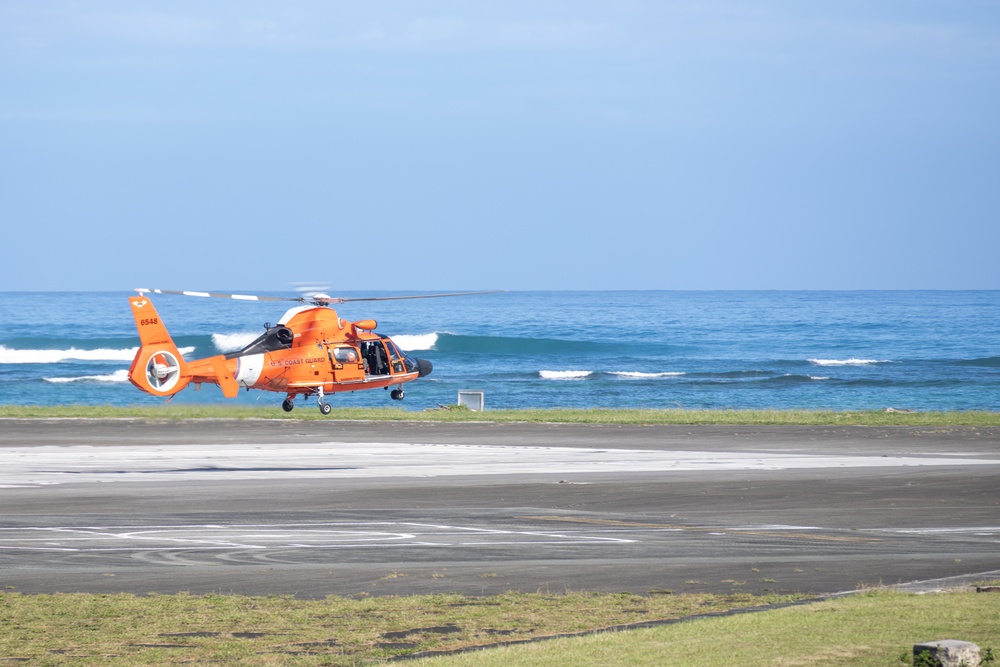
[127,288,494,414]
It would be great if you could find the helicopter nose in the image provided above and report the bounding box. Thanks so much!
[416,358,433,377]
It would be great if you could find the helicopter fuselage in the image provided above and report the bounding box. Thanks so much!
[220,305,430,393]
[127,296,432,413]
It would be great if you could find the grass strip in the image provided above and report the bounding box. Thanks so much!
[1,404,998,426]
[0,591,801,666]
[413,590,1000,667]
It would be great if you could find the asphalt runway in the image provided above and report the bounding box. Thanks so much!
[1,419,999,598]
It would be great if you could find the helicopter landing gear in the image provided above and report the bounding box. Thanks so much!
[281,397,294,412]
[390,388,405,401]
[316,387,332,415]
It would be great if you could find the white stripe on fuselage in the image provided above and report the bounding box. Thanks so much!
[235,353,264,387]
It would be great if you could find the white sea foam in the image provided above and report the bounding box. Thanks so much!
[539,370,592,380]
[808,358,888,366]
[0,345,139,364]
[44,369,131,384]
[0,345,193,364]
[808,376,831,381]
[610,371,686,379]
[392,333,438,351]
[212,332,259,353]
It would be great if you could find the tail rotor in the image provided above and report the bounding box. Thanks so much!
[144,350,182,392]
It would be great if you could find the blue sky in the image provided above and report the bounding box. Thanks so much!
[2,1,998,291]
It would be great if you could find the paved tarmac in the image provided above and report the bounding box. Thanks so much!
[1,419,999,598]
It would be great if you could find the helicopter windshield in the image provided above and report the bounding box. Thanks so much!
[383,338,418,374]
[361,337,417,376]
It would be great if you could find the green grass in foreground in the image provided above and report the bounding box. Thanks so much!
[0,591,797,666]
[1,404,999,426]
[414,590,1000,667]
[0,591,996,666]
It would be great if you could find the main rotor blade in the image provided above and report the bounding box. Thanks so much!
[135,288,304,303]
[332,291,506,304]
[134,288,506,306]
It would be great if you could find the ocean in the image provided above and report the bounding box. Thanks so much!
[0,290,997,412]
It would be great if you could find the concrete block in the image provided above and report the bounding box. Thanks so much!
[913,639,981,666]
[457,390,484,411]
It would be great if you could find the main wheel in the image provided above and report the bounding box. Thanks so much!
[282,398,294,412]
[390,389,404,401]
[319,402,332,415]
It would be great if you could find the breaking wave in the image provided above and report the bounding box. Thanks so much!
[0,345,194,364]
[539,370,593,380]
[212,332,260,353]
[393,333,439,351]
[540,370,686,381]
[44,370,130,384]
[0,345,138,364]
[808,358,890,366]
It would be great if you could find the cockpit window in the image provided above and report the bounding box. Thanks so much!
[333,347,359,363]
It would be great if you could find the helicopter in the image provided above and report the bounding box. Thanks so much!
[127,287,496,414]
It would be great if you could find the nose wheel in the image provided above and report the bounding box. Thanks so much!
[281,397,294,412]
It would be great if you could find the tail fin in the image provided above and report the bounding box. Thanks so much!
[127,295,192,396]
